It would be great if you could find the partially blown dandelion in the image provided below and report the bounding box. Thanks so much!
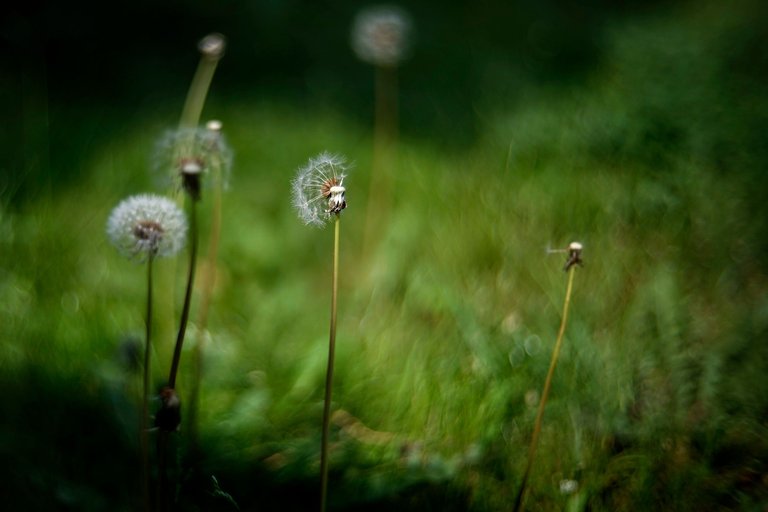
[292,152,350,512]
[107,194,187,260]
[292,152,348,227]
[153,125,233,192]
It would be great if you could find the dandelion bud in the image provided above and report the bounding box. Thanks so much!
[107,194,187,261]
[351,5,412,67]
[198,33,226,60]
[155,386,181,432]
[292,152,350,227]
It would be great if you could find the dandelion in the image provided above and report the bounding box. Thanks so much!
[107,194,187,260]
[106,193,186,511]
[351,6,412,259]
[291,152,349,227]
[153,125,233,193]
[514,242,584,512]
[292,152,350,512]
[351,5,412,67]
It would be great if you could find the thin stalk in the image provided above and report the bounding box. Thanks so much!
[187,183,222,449]
[179,55,221,130]
[320,215,341,512]
[157,431,169,512]
[513,266,577,512]
[363,65,397,260]
[169,199,199,389]
[141,254,154,512]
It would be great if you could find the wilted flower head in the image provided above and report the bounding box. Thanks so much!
[153,123,233,191]
[564,241,583,271]
[351,5,412,67]
[198,33,226,60]
[107,194,187,260]
[292,152,349,227]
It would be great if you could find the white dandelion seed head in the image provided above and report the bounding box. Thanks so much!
[291,152,350,227]
[152,126,233,191]
[107,194,187,260]
[351,5,412,67]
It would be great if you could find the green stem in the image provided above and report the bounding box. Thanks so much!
[142,255,154,512]
[169,199,199,389]
[513,265,577,512]
[320,216,341,512]
[179,55,221,130]
[188,182,222,451]
[362,65,398,261]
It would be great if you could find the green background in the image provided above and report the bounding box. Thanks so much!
[1,0,767,510]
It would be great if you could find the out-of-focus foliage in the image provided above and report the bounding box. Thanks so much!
[1,0,767,510]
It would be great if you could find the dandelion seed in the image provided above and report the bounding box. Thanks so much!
[351,5,412,67]
[292,152,349,227]
[107,194,187,260]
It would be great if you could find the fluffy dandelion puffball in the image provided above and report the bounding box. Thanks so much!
[351,5,412,67]
[107,194,188,260]
[292,152,349,227]
[153,126,233,190]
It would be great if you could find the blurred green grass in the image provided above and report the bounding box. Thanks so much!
[2,3,768,511]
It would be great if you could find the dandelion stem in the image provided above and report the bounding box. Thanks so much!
[363,65,397,259]
[169,200,198,389]
[179,52,221,130]
[188,182,222,450]
[141,254,154,512]
[513,265,577,512]
[320,215,341,512]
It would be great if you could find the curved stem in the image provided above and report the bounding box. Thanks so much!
[169,199,199,389]
[320,216,341,512]
[513,266,577,512]
[179,56,221,130]
[141,255,154,512]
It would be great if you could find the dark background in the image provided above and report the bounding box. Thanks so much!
[1,0,687,200]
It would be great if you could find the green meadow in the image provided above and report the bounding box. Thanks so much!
[1,1,767,510]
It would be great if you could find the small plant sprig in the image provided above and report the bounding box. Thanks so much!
[291,152,349,512]
[513,242,583,512]
[106,194,187,512]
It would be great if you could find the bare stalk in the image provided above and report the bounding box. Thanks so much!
[320,215,341,512]
[169,199,199,389]
[141,254,154,512]
[513,265,577,512]
[362,65,398,259]
[187,180,222,448]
